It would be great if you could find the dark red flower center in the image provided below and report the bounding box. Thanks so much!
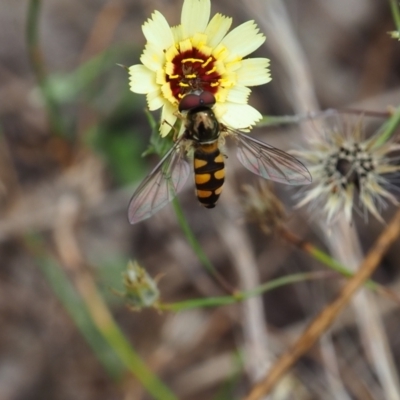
[167,49,221,101]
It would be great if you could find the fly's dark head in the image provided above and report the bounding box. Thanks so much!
[179,91,220,143]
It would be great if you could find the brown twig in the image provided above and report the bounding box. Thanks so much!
[243,207,400,400]
[277,226,400,306]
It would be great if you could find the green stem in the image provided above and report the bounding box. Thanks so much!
[97,324,178,400]
[280,228,389,294]
[28,235,178,400]
[38,252,124,380]
[159,272,328,311]
[389,0,400,30]
[374,105,400,147]
[307,245,380,291]
[26,0,66,136]
[172,198,237,294]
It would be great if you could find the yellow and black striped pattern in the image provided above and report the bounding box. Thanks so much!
[193,141,225,208]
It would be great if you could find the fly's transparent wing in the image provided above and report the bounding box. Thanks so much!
[232,130,312,185]
[128,140,190,224]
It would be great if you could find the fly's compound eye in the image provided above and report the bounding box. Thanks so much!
[199,91,216,107]
[179,91,216,112]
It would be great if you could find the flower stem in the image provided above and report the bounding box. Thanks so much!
[374,105,400,147]
[278,227,400,304]
[159,271,330,312]
[172,198,238,295]
[26,234,178,400]
[27,0,66,136]
[389,0,400,30]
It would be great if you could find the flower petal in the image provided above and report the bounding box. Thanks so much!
[129,65,157,94]
[221,21,266,62]
[171,24,184,43]
[160,102,178,137]
[179,38,193,53]
[215,103,262,129]
[226,85,251,104]
[142,11,174,51]
[204,13,232,48]
[156,69,167,85]
[181,0,210,39]
[236,58,272,86]
[147,89,164,110]
[191,33,212,56]
[161,82,177,104]
[140,43,165,72]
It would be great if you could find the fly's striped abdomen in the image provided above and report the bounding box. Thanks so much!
[193,142,225,208]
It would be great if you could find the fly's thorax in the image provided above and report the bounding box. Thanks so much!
[185,107,220,143]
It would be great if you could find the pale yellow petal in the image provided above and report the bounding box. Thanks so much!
[236,58,272,86]
[217,103,262,129]
[204,13,232,48]
[214,59,227,75]
[142,11,174,51]
[129,65,157,94]
[221,21,266,62]
[214,87,229,103]
[181,0,210,38]
[156,69,167,85]
[225,59,242,72]
[179,38,193,53]
[160,102,178,137]
[212,43,229,62]
[140,43,164,72]
[147,90,164,110]
[218,71,237,89]
[161,82,176,104]
[226,86,251,104]
[171,24,184,43]
[165,45,180,63]
[191,33,212,56]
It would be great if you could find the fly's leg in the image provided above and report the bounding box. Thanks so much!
[162,115,184,142]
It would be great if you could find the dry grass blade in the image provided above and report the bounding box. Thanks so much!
[243,207,400,400]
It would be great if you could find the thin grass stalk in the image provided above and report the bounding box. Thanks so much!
[242,0,348,396]
[28,234,179,400]
[389,0,400,31]
[172,198,238,294]
[215,188,272,390]
[160,271,330,312]
[26,0,66,136]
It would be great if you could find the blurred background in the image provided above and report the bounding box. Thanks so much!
[1,0,400,399]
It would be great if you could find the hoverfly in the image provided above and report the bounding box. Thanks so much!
[128,91,311,224]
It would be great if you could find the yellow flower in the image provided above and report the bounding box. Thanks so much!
[129,0,271,136]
